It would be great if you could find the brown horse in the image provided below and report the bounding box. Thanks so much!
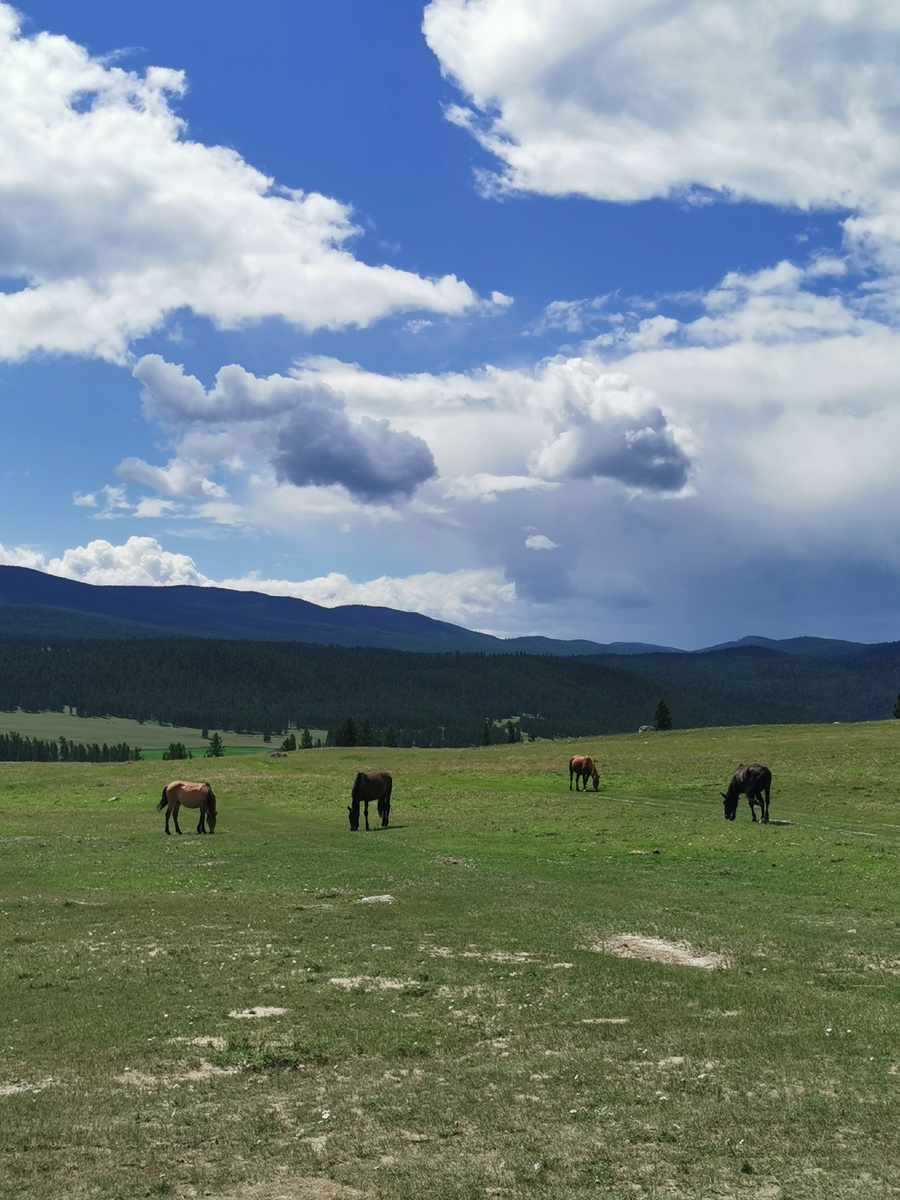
[721,764,771,823]
[348,771,392,831]
[157,780,217,835]
[569,755,599,792]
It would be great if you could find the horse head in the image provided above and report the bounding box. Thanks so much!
[721,790,738,820]
[348,802,360,831]
[205,786,217,834]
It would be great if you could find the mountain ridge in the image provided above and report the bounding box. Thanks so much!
[0,565,895,662]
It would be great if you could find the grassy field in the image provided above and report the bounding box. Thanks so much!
[0,710,329,758]
[2,722,900,1199]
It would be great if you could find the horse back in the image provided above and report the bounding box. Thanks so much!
[165,780,212,809]
[352,771,392,802]
[747,763,772,792]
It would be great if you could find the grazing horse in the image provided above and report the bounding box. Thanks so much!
[721,764,771,823]
[157,780,217,835]
[348,771,392,831]
[569,755,599,792]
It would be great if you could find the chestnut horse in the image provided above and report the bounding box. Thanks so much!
[157,780,217,835]
[348,771,392,831]
[569,755,599,792]
[721,764,771,823]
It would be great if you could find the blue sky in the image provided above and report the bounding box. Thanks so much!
[0,0,897,648]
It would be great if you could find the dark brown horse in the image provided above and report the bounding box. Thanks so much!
[157,780,217,835]
[721,764,771,823]
[348,771,392,831]
[569,755,599,792]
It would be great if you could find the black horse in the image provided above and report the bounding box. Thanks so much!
[348,771,392,831]
[721,764,772,823]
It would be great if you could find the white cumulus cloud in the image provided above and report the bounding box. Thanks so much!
[424,0,900,214]
[0,535,209,586]
[0,4,481,362]
[525,534,557,551]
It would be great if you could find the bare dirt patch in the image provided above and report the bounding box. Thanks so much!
[228,1006,287,1019]
[357,894,394,904]
[0,1078,55,1096]
[328,976,417,991]
[591,933,732,970]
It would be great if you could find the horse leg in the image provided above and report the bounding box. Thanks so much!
[748,793,758,822]
[364,799,370,831]
[173,801,183,835]
[569,770,574,790]
[762,788,770,824]
[197,808,206,834]
[164,804,171,835]
[381,787,391,828]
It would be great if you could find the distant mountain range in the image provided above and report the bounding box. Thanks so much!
[0,565,676,654]
[0,565,896,663]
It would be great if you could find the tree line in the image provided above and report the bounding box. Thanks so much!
[0,731,141,762]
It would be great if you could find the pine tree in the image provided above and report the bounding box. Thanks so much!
[333,716,358,747]
[300,728,313,749]
[654,698,673,731]
[381,724,398,748]
[893,693,900,719]
[205,732,224,758]
[359,718,372,747]
[506,720,517,744]
[480,719,493,747]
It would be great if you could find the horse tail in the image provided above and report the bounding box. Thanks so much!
[156,785,169,811]
[205,785,217,815]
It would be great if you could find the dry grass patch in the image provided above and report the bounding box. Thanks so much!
[210,1178,366,1200]
[116,1061,240,1087]
[591,932,733,969]
[172,1035,228,1050]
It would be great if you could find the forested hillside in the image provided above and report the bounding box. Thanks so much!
[594,645,900,726]
[2,636,900,747]
[0,638,660,746]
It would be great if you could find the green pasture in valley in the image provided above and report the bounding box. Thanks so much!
[2,722,900,1199]
[0,710,327,757]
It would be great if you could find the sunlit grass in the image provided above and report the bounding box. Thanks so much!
[1,724,900,1197]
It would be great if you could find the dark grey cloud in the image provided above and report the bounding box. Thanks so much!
[565,410,692,492]
[273,400,437,502]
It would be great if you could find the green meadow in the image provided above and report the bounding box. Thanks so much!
[0,710,328,758]
[2,722,900,1199]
